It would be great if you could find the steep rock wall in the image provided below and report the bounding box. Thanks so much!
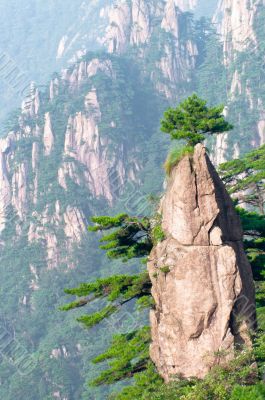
[211,0,265,159]
[0,56,141,274]
[101,0,198,99]
[214,0,259,62]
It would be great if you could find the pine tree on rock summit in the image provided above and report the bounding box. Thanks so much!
[161,94,233,147]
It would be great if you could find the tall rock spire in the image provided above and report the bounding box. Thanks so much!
[148,144,256,381]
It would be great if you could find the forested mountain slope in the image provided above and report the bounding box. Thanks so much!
[0,2,198,398]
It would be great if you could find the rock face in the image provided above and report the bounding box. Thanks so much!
[56,0,198,100]
[211,0,265,159]
[148,144,256,381]
[0,57,141,272]
[214,0,259,61]
[101,0,197,99]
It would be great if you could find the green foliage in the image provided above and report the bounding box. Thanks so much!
[91,327,151,386]
[151,214,166,245]
[62,207,155,395]
[237,208,265,281]
[239,208,265,237]
[63,273,151,329]
[151,225,165,244]
[160,266,170,274]
[136,296,155,310]
[112,352,265,400]
[89,214,152,261]
[89,214,129,231]
[113,349,262,400]
[64,273,151,303]
[161,94,233,147]
[177,351,258,400]
[230,384,265,400]
[112,363,163,400]
[59,298,90,311]
[77,305,118,328]
[164,145,194,175]
[220,145,265,214]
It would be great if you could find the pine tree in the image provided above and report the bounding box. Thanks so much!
[88,214,152,261]
[61,213,161,386]
[161,94,233,147]
[219,145,265,214]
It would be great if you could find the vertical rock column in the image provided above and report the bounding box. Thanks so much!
[148,144,256,381]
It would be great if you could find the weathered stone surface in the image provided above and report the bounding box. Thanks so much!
[43,112,54,156]
[211,0,265,160]
[214,0,259,60]
[102,0,197,99]
[0,55,141,274]
[161,144,243,245]
[0,138,12,233]
[148,144,256,381]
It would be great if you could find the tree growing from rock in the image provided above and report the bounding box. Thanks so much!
[161,93,233,146]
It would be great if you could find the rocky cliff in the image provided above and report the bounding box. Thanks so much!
[0,57,147,273]
[0,0,200,278]
[214,0,259,61]
[0,1,202,394]
[56,0,198,100]
[0,1,264,398]
[148,144,256,381]
[100,0,198,98]
[210,0,265,160]
[0,43,166,400]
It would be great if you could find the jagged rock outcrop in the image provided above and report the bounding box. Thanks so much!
[0,53,143,277]
[61,58,114,89]
[103,0,154,52]
[214,0,259,62]
[56,0,198,99]
[43,112,54,156]
[0,40,151,398]
[0,137,12,233]
[148,144,256,381]
[211,0,265,160]
[101,0,197,98]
